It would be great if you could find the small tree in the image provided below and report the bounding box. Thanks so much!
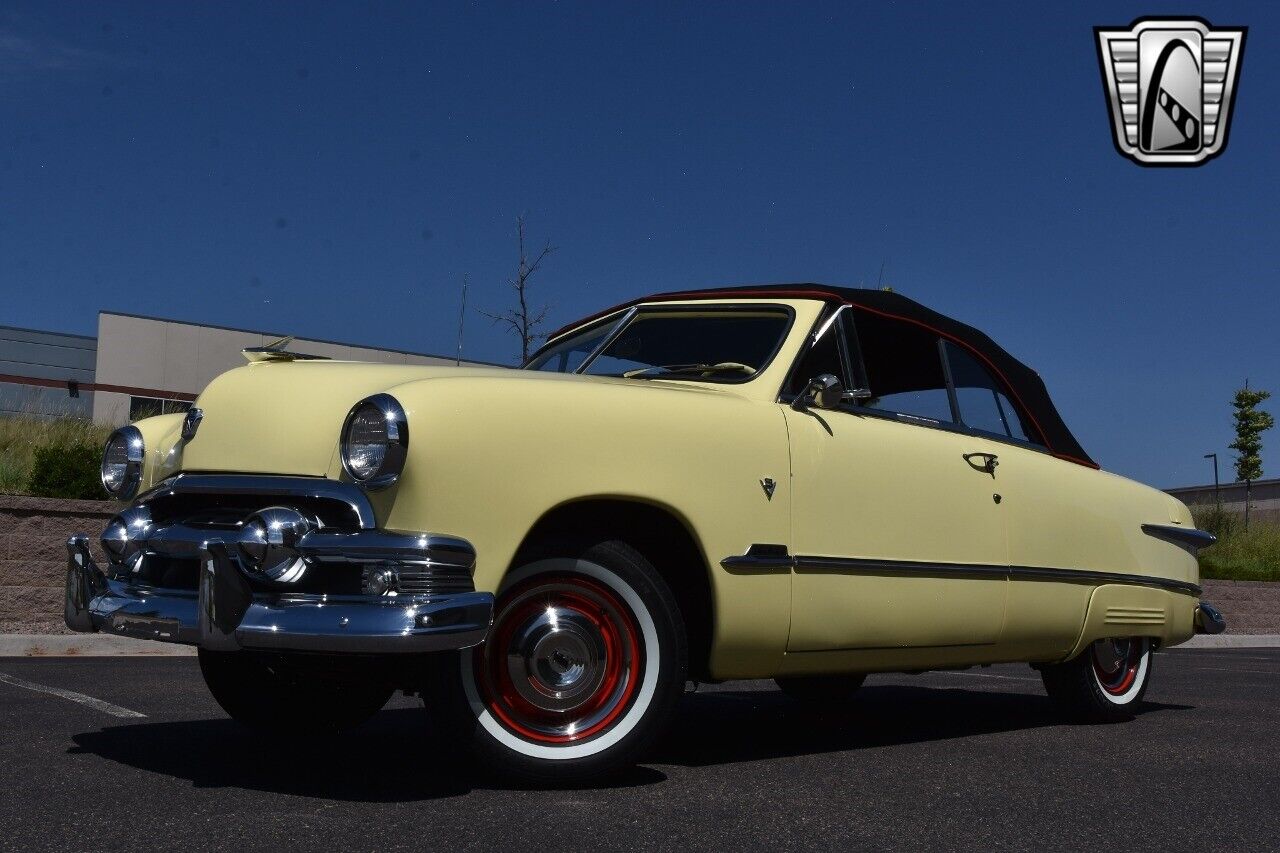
[1229,382,1275,530]
[483,215,557,363]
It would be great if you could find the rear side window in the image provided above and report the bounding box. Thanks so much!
[943,342,1037,443]
[851,311,954,423]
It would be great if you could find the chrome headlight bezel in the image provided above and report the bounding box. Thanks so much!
[100,425,145,499]
[340,393,409,489]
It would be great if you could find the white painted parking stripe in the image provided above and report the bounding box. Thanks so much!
[932,670,1040,683]
[0,672,147,719]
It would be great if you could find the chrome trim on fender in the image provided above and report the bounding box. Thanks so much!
[1141,524,1218,551]
[721,544,795,574]
[721,545,1203,596]
[135,474,378,529]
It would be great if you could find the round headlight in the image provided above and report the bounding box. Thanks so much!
[101,426,144,499]
[340,393,408,488]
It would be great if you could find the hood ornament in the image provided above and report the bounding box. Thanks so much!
[242,335,329,363]
[760,478,776,500]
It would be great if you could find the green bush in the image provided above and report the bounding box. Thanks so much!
[25,441,105,500]
[0,416,111,498]
[1192,504,1240,541]
[1192,505,1280,582]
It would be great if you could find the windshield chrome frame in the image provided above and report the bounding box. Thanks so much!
[574,307,638,374]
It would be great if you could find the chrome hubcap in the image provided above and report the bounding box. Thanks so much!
[475,573,644,744]
[507,606,608,713]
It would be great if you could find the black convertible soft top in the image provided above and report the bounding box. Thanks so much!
[553,283,1096,468]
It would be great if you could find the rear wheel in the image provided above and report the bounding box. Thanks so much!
[198,649,393,736]
[775,673,866,703]
[1040,637,1152,722]
[425,540,687,784]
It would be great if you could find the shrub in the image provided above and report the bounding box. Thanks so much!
[1192,505,1280,582]
[1191,504,1240,541]
[25,441,105,500]
[0,416,111,498]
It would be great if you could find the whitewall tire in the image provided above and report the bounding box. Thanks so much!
[425,540,687,783]
[1040,637,1153,722]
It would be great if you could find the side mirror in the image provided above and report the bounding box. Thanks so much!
[792,374,844,411]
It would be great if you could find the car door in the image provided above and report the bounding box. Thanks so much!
[782,307,1009,652]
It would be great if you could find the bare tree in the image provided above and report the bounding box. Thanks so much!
[483,215,557,363]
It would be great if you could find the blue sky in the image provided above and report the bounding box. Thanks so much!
[1,1,1276,488]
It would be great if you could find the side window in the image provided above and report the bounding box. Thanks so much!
[785,310,848,397]
[943,341,1037,443]
[850,310,954,423]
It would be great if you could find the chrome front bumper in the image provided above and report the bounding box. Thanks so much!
[64,534,494,654]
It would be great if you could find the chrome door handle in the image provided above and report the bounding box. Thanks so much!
[963,452,999,475]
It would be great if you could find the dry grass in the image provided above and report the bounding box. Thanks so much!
[1192,505,1280,582]
[0,416,111,496]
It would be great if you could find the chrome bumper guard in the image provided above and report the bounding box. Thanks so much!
[64,534,494,654]
[1194,601,1227,635]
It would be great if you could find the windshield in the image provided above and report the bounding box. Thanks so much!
[527,306,792,382]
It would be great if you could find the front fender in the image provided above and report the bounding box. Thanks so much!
[381,374,794,677]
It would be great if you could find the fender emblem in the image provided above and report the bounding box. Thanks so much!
[760,478,776,500]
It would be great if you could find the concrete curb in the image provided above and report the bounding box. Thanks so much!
[1177,634,1280,649]
[0,635,197,657]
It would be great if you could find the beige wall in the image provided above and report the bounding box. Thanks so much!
[92,312,482,425]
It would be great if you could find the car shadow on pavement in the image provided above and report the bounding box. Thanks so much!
[68,707,666,800]
[68,684,1191,797]
[651,683,1192,767]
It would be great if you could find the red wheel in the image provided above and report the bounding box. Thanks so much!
[1040,635,1153,721]
[425,541,687,783]
[1090,638,1146,699]
[474,574,644,744]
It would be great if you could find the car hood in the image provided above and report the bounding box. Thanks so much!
[176,360,740,477]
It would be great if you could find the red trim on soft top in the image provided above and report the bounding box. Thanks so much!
[546,287,1101,470]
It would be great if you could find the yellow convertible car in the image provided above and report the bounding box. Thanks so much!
[65,284,1223,781]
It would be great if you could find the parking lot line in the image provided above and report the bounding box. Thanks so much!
[931,670,1040,682]
[0,672,147,719]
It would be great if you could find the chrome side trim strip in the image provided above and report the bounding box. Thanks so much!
[136,474,377,529]
[721,545,1203,596]
[721,543,794,573]
[795,555,1007,580]
[1141,524,1218,551]
[1004,565,1202,596]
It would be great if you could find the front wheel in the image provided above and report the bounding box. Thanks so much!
[425,540,688,784]
[1039,637,1153,722]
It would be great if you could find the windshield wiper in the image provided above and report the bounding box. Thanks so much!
[622,362,757,379]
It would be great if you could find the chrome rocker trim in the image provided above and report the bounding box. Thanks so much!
[65,534,494,654]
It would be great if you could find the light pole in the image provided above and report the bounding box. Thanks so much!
[1204,452,1220,512]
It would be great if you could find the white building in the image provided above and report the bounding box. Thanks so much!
[0,312,495,427]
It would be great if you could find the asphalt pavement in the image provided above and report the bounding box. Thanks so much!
[1,649,1276,852]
